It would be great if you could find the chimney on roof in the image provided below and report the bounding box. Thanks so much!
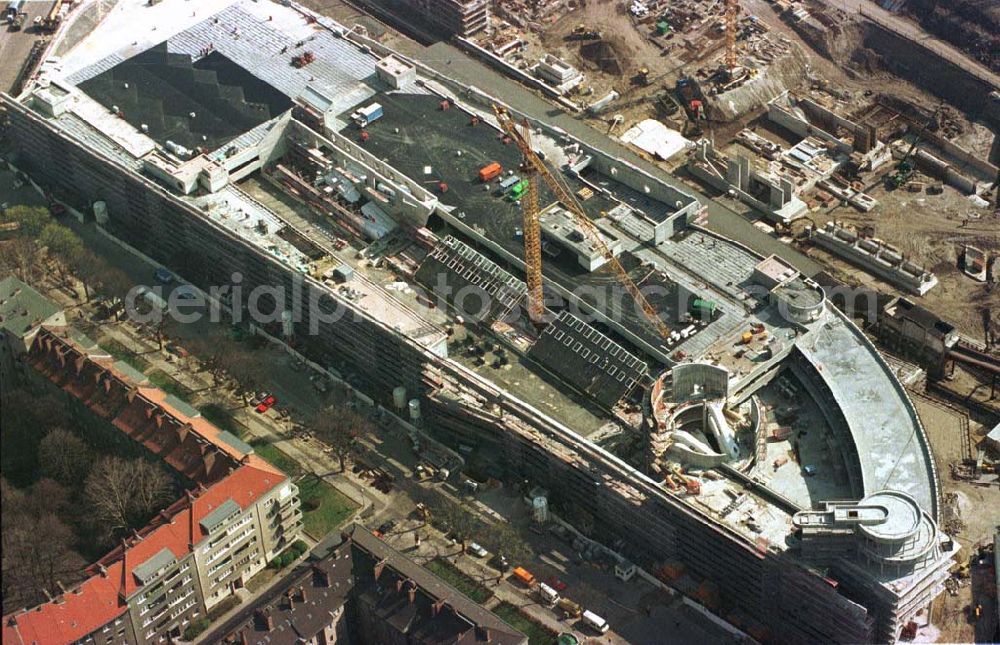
[373,558,387,581]
[407,580,416,605]
[475,626,492,643]
[98,564,108,577]
[313,565,331,587]
[286,589,295,610]
[55,581,67,594]
[431,599,445,617]
[299,586,307,602]
[239,629,249,645]
[41,588,53,602]
[187,490,197,547]
[254,608,274,632]
[119,539,128,602]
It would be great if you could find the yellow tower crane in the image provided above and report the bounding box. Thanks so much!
[492,105,672,341]
[725,0,739,73]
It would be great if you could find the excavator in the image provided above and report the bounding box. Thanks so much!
[491,105,672,342]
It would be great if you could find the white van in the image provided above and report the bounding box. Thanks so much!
[582,610,609,634]
[538,582,559,605]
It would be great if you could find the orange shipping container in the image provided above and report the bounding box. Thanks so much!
[478,162,502,182]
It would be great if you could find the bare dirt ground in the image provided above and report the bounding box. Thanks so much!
[792,179,1000,341]
[538,1,675,86]
[934,481,1000,643]
[908,392,998,643]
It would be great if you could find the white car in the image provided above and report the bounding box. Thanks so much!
[467,543,488,558]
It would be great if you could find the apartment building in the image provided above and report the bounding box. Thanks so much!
[209,524,527,645]
[2,326,303,645]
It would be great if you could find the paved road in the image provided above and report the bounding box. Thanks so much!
[410,41,825,278]
[817,0,999,91]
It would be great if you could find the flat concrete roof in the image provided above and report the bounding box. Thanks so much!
[0,277,62,340]
[795,312,936,515]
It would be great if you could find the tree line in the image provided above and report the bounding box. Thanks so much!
[1,385,174,615]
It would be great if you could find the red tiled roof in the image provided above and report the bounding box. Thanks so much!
[3,329,290,644]
[3,463,285,645]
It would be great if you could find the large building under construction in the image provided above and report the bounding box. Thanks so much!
[0,1,956,642]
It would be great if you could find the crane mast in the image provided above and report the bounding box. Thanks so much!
[492,106,672,341]
[725,0,739,73]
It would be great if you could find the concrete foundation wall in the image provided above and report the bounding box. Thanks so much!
[810,224,938,295]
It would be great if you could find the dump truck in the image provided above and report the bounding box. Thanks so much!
[556,597,582,619]
[512,567,536,587]
[478,162,502,183]
[508,178,529,200]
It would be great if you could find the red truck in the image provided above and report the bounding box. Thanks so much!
[478,162,502,182]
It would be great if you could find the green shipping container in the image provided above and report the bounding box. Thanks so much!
[656,21,670,35]
[691,299,716,315]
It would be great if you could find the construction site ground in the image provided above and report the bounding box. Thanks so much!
[791,177,999,342]
[907,390,998,643]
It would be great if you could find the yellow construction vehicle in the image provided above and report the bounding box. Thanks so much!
[491,105,672,340]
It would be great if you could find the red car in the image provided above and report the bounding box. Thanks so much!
[546,576,568,592]
[255,395,277,413]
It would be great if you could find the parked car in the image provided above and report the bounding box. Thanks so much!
[310,374,329,393]
[546,576,568,592]
[255,395,277,413]
[153,267,175,284]
[467,543,488,558]
[377,520,396,535]
[250,391,271,406]
[489,553,509,572]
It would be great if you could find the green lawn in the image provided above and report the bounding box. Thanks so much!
[101,338,151,372]
[297,474,358,538]
[198,403,244,438]
[249,439,302,477]
[248,439,358,538]
[492,602,558,645]
[147,369,194,401]
[424,558,494,604]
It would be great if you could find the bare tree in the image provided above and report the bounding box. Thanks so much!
[478,522,532,564]
[1,478,86,614]
[223,351,266,405]
[185,334,236,385]
[96,266,133,321]
[38,223,82,283]
[0,237,41,282]
[38,428,93,487]
[311,407,371,472]
[68,248,105,302]
[84,457,172,542]
[434,498,481,554]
